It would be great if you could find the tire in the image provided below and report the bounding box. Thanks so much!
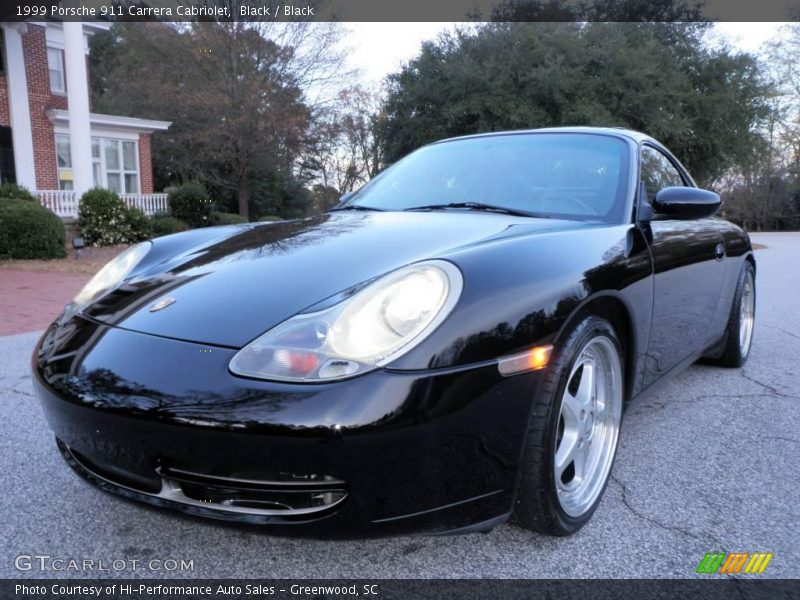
[705,261,756,368]
[513,316,624,536]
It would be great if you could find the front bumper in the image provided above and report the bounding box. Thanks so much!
[33,316,541,538]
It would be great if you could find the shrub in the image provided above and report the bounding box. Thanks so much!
[150,213,188,238]
[79,188,135,246]
[126,206,151,242]
[0,199,66,259]
[258,215,283,222]
[0,182,38,204]
[168,181,213,228]
[212,211,247,225]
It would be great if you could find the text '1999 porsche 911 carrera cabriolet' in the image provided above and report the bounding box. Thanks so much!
[33,127,755,538]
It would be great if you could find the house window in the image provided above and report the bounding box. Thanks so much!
[47,47,66,94]
[54,135,140,193]
[91,139,101,187]
[55,134,73,190]
[122,141,139,193]
[0,127,16,184]
[102,139,139,194]
[0,30,6,77]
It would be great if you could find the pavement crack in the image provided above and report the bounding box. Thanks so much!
[631,395,708,414]
[764,435,800,445]
[762,324,800,341]
[610,473,723,547]
[630,393,773,415]
[740,371,799,399]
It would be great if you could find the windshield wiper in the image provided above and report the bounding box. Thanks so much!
[329,204,385,212]
[404,202,541,218]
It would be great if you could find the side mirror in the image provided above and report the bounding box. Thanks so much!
[652,187,721,219]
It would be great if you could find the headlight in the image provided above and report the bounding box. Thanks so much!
[68,242,151,312]
[229,260,463,382]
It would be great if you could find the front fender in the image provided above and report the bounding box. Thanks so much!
[389,224,654,372]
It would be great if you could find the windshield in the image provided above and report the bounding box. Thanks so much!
[343,133,631,222]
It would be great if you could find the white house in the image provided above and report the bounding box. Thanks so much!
[0,21,171,217]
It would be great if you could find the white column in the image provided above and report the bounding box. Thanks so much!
[63,22,93,197]
[2,24,37,189]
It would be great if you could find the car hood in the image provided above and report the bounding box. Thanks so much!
[83,211,592,348]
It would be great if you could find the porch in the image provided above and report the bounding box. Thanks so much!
[34,190,169,219]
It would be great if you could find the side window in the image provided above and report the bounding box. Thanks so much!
[640,146,684,202]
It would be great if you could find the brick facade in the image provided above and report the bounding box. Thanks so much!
[138,133,153,194]
[0,76,10,127]
[23,24,65,190]
[1,24,163,195]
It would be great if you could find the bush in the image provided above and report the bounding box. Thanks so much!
[126,206,151,242]
[0,199,66,259]
[258,215,283,222]
[150,213,188,238]
[79,188,135,246]
[212,211,247,225]
[168,181,213,228]
[0,182,38,204]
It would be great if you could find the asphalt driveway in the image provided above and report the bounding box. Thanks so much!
[1,232,797,579]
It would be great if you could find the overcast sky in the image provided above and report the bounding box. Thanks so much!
[344,23,786,86]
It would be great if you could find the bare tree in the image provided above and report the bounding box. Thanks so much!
[717,24,800,231]
[337,86,387,181]
[91,16,352,219]
[302,85,387,212]
[768,24,800,176]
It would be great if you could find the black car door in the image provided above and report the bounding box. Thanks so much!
[640,144,727,387]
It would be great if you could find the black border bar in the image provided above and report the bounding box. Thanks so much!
[2,0,799,22]
[4,579,800,600]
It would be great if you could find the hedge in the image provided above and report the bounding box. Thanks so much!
[79,188,137,246]
[0,183,38,204]
[212,211,247,225]
[0,199,66,259]
[150,213,189,238]
[168,181,213,228]
[126,206,152,242]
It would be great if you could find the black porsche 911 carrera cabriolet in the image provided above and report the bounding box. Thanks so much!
[33,127,755,538]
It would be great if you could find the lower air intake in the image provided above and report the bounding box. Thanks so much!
[60,442,347,517]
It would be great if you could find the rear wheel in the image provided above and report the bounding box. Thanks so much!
[514,316,623,535]
[705,261,755,368]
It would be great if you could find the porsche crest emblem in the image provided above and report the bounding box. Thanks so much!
[149,297,177,312]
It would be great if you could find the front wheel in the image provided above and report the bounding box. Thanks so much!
[705,261,756,368]
[513,316,624,536]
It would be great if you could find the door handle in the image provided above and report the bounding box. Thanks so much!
[714,242,725,260]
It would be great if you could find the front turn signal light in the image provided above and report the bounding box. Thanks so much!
[497,345,553,377]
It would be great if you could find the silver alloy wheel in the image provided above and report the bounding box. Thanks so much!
[554,336,622,518]
[739,271,755,358]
